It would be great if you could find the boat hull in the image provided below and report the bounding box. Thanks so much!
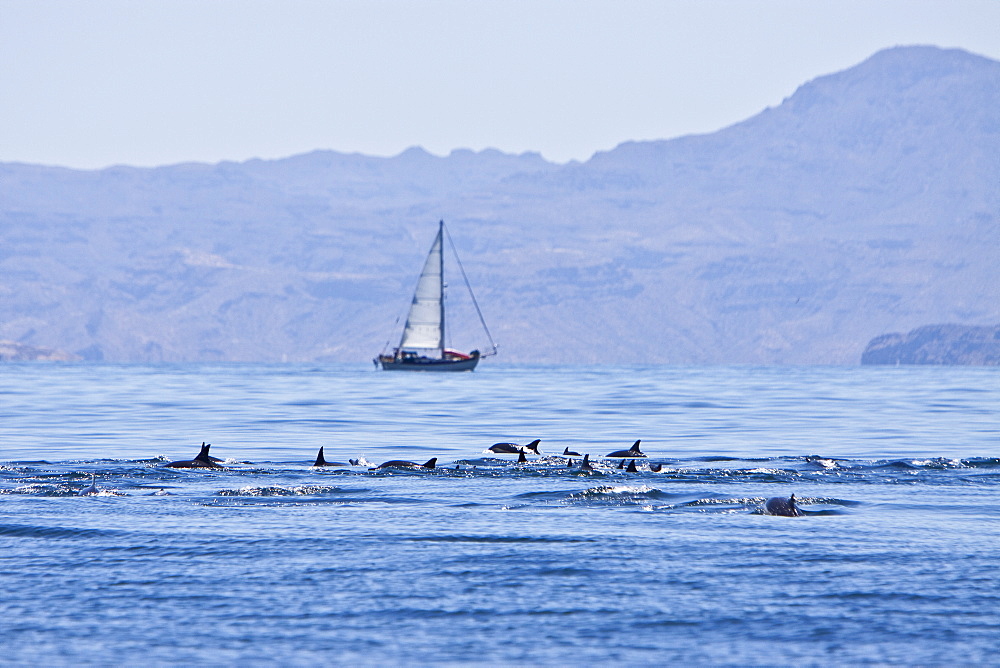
[378,353,480,372]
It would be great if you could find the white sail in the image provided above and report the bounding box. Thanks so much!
[398,225,444,352]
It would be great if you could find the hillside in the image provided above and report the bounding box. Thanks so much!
[1,45,998,364]
[862,324,1000,365]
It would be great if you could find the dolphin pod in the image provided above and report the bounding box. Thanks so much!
[122,436,816,486]
[157,439,667,475]
[98,439,813,516]
[163,439,664,472]
[152,439,676,485]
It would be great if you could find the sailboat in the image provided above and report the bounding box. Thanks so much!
[375,220,497,371]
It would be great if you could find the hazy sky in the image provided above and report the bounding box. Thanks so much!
[2,0,998,169]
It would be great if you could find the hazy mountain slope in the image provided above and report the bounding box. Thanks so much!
[1,46,997,364]
[487,45,1000,363]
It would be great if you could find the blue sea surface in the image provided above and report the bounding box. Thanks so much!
[1,363,998,665]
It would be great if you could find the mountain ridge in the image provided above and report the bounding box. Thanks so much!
[1,45,998,364]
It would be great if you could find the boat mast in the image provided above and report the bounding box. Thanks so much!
[437,219,445,356]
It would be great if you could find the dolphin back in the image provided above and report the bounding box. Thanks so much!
[765,494,803,517]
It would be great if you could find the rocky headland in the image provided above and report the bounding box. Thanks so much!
[861,324,1000,365]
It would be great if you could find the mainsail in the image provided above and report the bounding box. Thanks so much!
[398,224,444,352]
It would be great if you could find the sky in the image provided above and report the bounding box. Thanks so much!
[2,0,999,169]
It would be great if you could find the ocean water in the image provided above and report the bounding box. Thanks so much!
[1,363,998,666]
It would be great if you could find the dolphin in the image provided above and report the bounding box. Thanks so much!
[373,457,437,470]
[562,447,581,456]
[78,474,99,496]
[617,459,625,469]
[165,442,224,469]
[566,458,574,467]
[517,451,527,463]
[579,453,593,472]
[626,459,638,473]
[606,440,645,458]
[764,493,803,517]
[489,439,541,455]
[650,463,663,472]
[313,447,346,467]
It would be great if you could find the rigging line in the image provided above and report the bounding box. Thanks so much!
[380,314,401,355]
[443,222,499,355]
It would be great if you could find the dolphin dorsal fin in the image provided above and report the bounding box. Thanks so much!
[626,459,638,472]
[631,440,642,452]
[314,447,327,466]
[422,458,437,469]
[526,439,541,452]
[517,450,527,463]
[196,443,213,463]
